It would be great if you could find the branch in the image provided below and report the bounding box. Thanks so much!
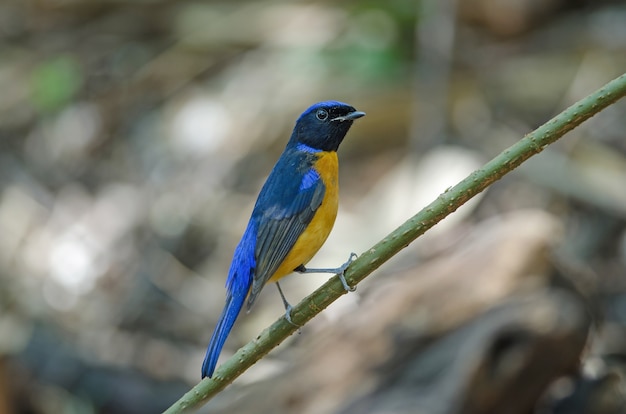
[163,72,626,414]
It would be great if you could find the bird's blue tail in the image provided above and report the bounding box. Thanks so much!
[202,221,256,378]
[201,290,246,378]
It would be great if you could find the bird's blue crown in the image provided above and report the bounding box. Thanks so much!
[296,100,351,123]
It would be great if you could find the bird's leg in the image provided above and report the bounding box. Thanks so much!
[275,282,300,328]
[294,252,358,292]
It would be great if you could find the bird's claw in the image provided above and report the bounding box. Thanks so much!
[284,305,301,329]
[284,304,293,323]
[338,252,357,292]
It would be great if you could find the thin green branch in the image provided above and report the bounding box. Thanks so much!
[163,72,626,414]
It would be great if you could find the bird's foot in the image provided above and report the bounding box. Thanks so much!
[283,304,300,330]
[337,252,357,292]
[276,282,300,329]
[295,252,358,292]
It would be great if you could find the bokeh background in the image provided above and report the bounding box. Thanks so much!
[1,0,626,413]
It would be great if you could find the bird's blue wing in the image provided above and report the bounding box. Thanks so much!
[247,150,325,308]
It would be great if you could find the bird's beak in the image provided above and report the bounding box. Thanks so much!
[332,111,366,122]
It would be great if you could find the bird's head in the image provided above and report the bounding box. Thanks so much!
[289,101,365,152]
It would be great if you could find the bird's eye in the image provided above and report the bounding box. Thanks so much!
[316,109,328,121]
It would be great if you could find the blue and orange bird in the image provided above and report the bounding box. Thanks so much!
[201,101,365,379]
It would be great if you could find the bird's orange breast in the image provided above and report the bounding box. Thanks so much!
[268,151,339,282]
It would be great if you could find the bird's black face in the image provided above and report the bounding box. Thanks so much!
[291,101,365,152]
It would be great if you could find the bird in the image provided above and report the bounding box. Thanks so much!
[201,100,365,379]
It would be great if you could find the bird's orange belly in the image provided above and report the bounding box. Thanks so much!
[268,151,339,282]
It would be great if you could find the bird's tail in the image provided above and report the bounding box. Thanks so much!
[201,291,246,378]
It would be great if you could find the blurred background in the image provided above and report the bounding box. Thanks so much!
[1,0,626,413]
